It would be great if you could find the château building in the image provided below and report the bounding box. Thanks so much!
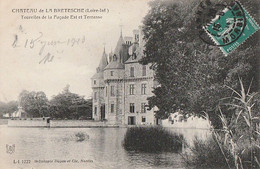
[91,27,159,126]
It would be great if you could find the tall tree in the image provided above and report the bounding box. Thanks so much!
[19,90,49,117]
[49,85,92,119]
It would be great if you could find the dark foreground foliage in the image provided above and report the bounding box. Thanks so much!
[182,136,234,169]
[142,0,259,129]
[182,136,260,169]
[123,126,184,153]
[238,144,260,169]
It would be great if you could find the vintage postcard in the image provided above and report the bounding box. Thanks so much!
[0,0,259,169]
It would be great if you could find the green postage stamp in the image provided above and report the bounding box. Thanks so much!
[204,1,260,56]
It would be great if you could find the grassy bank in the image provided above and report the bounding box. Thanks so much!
[123,126,184,153]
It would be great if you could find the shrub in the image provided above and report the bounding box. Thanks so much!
[122,126,184,153]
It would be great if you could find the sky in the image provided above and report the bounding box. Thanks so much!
[0,0,151,102]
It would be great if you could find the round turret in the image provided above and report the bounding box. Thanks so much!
[104,54,124,81]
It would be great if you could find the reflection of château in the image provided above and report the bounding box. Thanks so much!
[161,112,211,129]
[91,27,159,126]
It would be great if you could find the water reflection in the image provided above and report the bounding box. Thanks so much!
[167,128,211,145]
[0,126,210,169]
[127,151,184,169]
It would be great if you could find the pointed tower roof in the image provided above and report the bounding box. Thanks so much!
[113,29,130,63]
[109,48,113,62]
[91,47,108,80]
[97,47,108,72]
[114,33,125,56]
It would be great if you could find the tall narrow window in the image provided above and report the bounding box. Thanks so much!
[141,84,146,95]
[130,67,134,77]
[105,87,107,97]
[142,65,146,76]
[130,103,135,113]
[111,104,114,113]
[141,103,146,113]
[94,92,97,101]
[129,84,135,95]
[142,116,146,122]
[110,86,115,96]
[110,71,114,76]
[94,106,97,115]
[94,80,96,85]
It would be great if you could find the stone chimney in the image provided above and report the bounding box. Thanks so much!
[133,29,139,43]
[138,25,144,49]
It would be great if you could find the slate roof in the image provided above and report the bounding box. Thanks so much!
[104,61,124,70]
[98,48,108,72]
[125,43,144,63]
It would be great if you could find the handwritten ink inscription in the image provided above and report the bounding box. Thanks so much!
[12,25,87,64]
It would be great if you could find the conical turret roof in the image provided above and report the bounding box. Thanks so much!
[91,48,108,80]
[97,47,108,72]
[114,33,125,57]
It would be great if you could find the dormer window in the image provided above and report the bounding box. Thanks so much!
[113,54,117,61]
[132,53,137,60]
[96,67,100,72]
[111,71,114,76]
[135,34,139,42]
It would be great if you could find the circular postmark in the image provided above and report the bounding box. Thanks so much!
[196,0,246,47]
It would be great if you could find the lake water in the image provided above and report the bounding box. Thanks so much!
[0,125,210,169]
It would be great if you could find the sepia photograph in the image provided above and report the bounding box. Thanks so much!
[0,0,259,168]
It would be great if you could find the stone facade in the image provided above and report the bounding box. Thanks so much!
[91,27,158,126]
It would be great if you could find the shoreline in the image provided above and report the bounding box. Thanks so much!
[1,119,210,129]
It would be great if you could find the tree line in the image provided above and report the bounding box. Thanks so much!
[0,85,92,119]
